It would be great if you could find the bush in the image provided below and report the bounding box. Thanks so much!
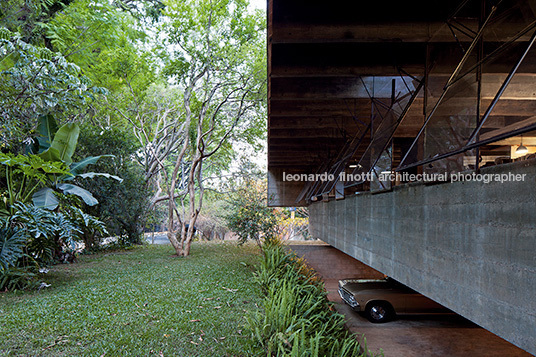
[247,240,368,357]
[0,210,50,291]
[76,126,152,244]
[224,179,279,247]
[10,202,79,264]
[0,227,26,272]
[0,202,106,290]
[0,258,41,291]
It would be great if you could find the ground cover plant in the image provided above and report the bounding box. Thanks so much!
[248,239,369,357]
[0,243,261,356]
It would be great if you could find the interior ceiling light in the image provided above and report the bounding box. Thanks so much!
[516,135,528,154]
[516,144,528,154]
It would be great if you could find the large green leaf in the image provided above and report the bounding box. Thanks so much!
[68,155,114,177]
[0,153,25,166]
[32,188,60,210]
[50,123,80,166]
[36,114,58,153]
[38,147,62,163]
[0,228,26,273]
[57,184,98,206]
[78,172,123,182]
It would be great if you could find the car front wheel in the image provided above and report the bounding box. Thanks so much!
[365,301,393,323]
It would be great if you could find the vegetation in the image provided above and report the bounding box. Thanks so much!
[159,0,266,256]
[248,240,368,357]
[224,178,311,246]
[0,28,101,152]
[0,200,107,290]
[0,243,262,356]
[0,1,368,356]
[76,126,151,245]
[224,179,279,247]
[0,113,118,289]
[1,0,267,261]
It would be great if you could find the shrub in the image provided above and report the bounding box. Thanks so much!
[65,205,108,251]
[0,258,41,291]
[0,220,43,291]
[247,240,367,357]
[76,126,151,245]
[224,179,279,247]
[0,202,106,290]
[10,202,78,264]
[0,227,26,272]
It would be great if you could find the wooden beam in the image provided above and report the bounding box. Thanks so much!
[269,116,367,129]
[271,74,536,101]
[480,116,536,141]
[271,42,426,77]
[271,99,372,116]
[272,1,467,26]
[272,22,535,44]
[271,77,421,99]
[270,98,536,117]
[269,127,353,139]
[487,137,536,146]
[272,22,473,44]
[426,74,536,100]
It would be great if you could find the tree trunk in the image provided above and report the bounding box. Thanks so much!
[177,155,202,256]
[167,230,181,254]
[164,70,205,256]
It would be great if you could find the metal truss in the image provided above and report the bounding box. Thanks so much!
[397,0,536,172]
[300,71,424,204]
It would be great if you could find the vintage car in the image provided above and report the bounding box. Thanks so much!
[338,277,450,323]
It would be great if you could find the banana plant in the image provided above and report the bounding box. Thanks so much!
[0,153,70,215]
[31,115,122,210]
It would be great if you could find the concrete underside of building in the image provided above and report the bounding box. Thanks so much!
[309,159,536,355]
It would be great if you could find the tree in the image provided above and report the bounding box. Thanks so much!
[111,84,187,195]
[0,0,75,45]
[160,0,267,256]
[0,0,158,258]
[44,0,154,93]
[0,28,102,152]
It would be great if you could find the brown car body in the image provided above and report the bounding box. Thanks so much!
[338,278,450,322]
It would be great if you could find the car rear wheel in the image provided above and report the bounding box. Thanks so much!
[365,301,394,323]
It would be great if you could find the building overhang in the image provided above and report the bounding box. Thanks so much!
[267,0,536,206]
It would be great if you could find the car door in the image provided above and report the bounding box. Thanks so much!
[403,287,445,313]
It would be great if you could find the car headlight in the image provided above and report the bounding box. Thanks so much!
[338,287,360,309]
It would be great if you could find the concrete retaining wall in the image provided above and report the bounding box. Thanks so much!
[309,159,536,355]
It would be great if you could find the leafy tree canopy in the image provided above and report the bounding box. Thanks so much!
[44,0,155,93]
[0,28,104,151]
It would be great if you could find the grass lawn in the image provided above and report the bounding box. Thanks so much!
[0,242,262,356]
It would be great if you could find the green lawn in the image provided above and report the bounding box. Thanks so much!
[0,242,262,356]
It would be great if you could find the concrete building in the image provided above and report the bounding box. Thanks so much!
[266,0,536,354]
